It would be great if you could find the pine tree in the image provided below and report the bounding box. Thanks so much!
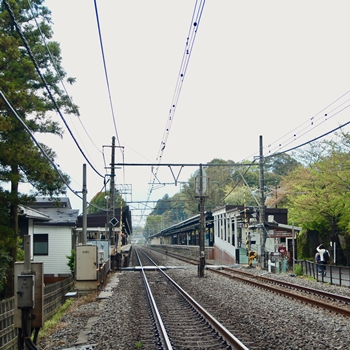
[0,0,78,297]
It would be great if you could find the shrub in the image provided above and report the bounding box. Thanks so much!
[294,263,303,276]
[66,249,75,274]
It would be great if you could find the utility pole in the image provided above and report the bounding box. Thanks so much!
[195,164,207,277]
[82,164,87,245]
[259,135,266,269]
[109,136,116,265]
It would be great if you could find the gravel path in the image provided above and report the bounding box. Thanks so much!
[37,248,350,349]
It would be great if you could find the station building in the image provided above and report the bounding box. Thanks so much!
[148,205,301,267]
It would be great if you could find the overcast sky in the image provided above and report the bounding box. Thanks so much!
[36,0,350,225]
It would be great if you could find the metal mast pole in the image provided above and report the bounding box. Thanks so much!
[199,164,205,277]
[82,164,87,245]
[109,136,116,245]
[109,136,120,269]
[259,135,266,268]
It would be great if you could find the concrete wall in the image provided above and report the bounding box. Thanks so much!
[150,244,215,260]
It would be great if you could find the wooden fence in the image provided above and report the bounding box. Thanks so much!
[0,276,74,350]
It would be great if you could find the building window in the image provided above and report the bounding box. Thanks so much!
[33,234,48,255]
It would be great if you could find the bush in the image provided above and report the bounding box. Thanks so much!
[294,263,303,276]
[0,249,12,299]
[66,249,75,274]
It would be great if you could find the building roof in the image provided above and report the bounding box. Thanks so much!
[76,206,132,235]
[149,211,213,238]
[29,196,73,210]
[25,197,79,226]
[18,205,50,221]
[33,207,79,226]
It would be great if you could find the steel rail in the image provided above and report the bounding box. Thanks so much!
[211,268,350,318]
[135,250,173,350]
[149,248,350,318]
[227,267,350,304]
[139,248,249,350]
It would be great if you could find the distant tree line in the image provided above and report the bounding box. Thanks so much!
[144,132,350,265]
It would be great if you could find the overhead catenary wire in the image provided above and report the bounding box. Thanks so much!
[137,0,207,227]
[3,0,105,179]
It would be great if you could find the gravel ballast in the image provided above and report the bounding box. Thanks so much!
[38,249,350,349]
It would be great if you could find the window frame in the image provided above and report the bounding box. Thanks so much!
[33,233,49,256]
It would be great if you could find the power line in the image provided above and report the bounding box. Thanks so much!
[261,90,350,157]
[266,118,350,159]
[0,90,79,198]
[26,0,104,158]
[3,0,105,179]
[93,0,121,148]
[1,90,115,212]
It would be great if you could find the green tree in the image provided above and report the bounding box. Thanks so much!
[279,136,350,263]
[144,215,162,240]
[151,194,172,216]
[225,185,259,206]
[265,153,301,177]
[88,191,126,214]
[0,248,12,300]
[0,0,78,297]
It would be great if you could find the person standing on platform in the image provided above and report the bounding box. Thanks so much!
[316,244,329,276]
[315,252,322,274]
[278,244,287,258]
[278,244,288,271]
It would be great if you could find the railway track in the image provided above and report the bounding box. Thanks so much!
[135,248,249,350]
[212,267,350,318]
[151,247,350,318]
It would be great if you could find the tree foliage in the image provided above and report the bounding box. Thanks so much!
[265,153,301,177]
[88,191,126,214]
[144,156,299,236]
[144,215,163,239]
[275,133,350,263]
[0,0,78,297]
[143,138,350,265]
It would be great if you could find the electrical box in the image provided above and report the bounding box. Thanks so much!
[76,245,98,280]
[14,262,44,328]
[98,250,105,264]
[17,275,35,309]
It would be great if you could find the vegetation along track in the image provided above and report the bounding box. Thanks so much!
[135,247,250,350]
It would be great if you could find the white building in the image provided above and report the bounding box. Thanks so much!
[20,197,79,281]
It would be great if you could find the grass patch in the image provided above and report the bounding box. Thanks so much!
[294,263,303,276]
[38,299,74,339]
[38,291,97,340]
